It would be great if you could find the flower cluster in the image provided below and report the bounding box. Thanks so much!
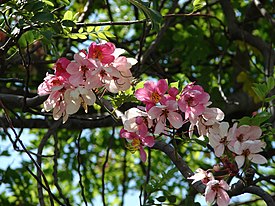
[188,168,230,206]
[38,41,137,122]
[119,79,221,161]
[120,79,268,206]
[38,42,268,206]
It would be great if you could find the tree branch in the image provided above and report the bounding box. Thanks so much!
[152,141,206,194]
[219,0,275,76]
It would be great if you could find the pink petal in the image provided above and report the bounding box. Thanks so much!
[156,79,168,94]
[135,88,151,102]
[101,55,115,64]
[66,62,79,74]
[139,146,147,162]
[214,144,225,157]
[147,106,162,119]
[235,155,245,168]
[142,136,155,147]
[167,111,183,129]
[219,180,229,191]
[154,119,165,135]
[216,189,230,206]
[205,188,216,205]
[248,154,267,165]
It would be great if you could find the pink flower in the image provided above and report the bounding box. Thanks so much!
[104,56,137,93]
[135,79,168,111]
[43,89,68,123]
[189,107,224,137]
[188,168,214,184]
[66,52,95,87]
[228,125,262,153]
[205,180,230,206]
[121,108,148,134]
[38,74,68,96]
[87,42,115,64]
[53,57,71,80]
[148,100,183,135]
[178,83,210,120]
[208,122,235,157]
[64,87,96,115]
[120,129,155,162]
[234,140,267,168]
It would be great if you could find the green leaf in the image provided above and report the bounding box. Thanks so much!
[42,0,54,7]
[40,30,53,40]
[62,20,76,27]
[170,81,179,89]
[95,26,101,32]
[135,81,145,90]
[191,137,208,147]
[63,10,73,20]
[89,33,98,39]
[238,111,272,126]
[127,0,162,31]
[78,28,84,33]
[87,26,95,33]
[156,196,166,202]
[97,32,107,40]
[265,95,275,102]
[60,0,70,5]
[192,0,206,12]
[103,25,111,31]
[103,31,115,38]
[24,1,44,12]
[18,31,34,47]
[0,150,10,156]
[69,33,87,39]
[167,195,177,203]
[252,84,267,101]
[267,77,275,91]
[31,11,54,23]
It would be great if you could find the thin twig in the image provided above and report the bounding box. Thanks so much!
[37,121,61,206]
[53,132,71,205]
[120,148,127,206]
[76,130,88,206]
[101,126,115,206]
[143,148,151,205]
[25,166,65,205]
[76,19,146,27]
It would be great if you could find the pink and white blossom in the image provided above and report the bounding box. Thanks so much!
[135,79,168,111]
[53,57,71,80]
[43,89,68,123]
[64,87,96,115]
[208,122,235,157]
[148,100,183,134]
[87,41,116,64]
[234,140,267,168]
[66,52,95,87]
[120,129,155,162]
[205,179,230,206]
[121,108,148,133]
[178,83,210,121]
[228,125,262,153]
[188,168,214,184]
[189,107,224,137]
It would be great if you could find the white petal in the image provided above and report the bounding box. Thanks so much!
[248,154,267,165]
[235,155,245,168]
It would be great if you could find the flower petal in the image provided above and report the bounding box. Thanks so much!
[235,155,245,168]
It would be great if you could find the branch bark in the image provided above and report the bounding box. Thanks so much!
[219,0,275,76]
